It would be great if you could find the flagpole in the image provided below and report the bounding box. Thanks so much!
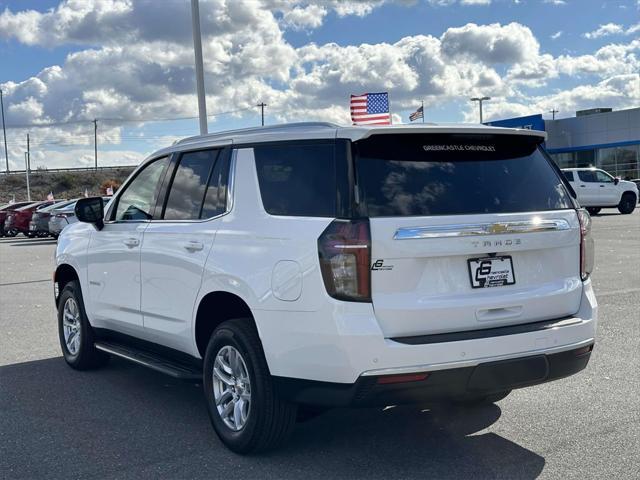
[422,100,424,123]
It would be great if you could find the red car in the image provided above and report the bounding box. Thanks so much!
[4,201,56,237]
[0,202,34,237]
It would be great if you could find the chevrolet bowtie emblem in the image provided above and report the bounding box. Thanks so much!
[487,223,509,234]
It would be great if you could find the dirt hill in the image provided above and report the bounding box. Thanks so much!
[0,167,135,203]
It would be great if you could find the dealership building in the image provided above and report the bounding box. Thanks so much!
[487,107,640,180]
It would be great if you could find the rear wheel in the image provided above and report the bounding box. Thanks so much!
[618,192,637,214]
[451,390,511,407]
[586,207,601,215]
[57,281,110,370]
[203,318,297,454]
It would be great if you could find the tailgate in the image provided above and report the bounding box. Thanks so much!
[370,210,581,337]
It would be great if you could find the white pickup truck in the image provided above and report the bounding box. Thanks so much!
[561,168,638,215]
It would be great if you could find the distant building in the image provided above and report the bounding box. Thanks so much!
[487,107,640,179]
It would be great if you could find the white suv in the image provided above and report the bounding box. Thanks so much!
[55,123,597,453]
[561,167,638,215]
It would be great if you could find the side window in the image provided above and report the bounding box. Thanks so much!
[254,143,336,217]
[563,171,574,182]
[578,170,597,183]
[115,156,170,221]
[595,171,613,183]
[201,152,231,218]
[163,150,218,220]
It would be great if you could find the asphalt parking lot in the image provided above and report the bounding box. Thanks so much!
[1,210,639,479]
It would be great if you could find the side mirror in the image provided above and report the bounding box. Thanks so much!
[75,197,105,230]
[614,177,620,185]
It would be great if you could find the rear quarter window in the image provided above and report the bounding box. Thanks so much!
[253,143,336,217]
[355,134,573,217]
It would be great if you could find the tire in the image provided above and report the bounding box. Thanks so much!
[586,207,601,215]
[618,192,637,214]
[451,390,511,407]
[57,281,110,370]
[203,318,297,454]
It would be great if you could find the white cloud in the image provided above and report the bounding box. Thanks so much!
[543,0,566,5]
[461,0,492,4]
[282,5,327,30]
[583,22,640,39]
[551,30,563,40]
[440,22,540,64]
[584,23,624,39]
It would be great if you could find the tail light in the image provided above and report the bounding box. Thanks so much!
[577,208,594,281]
[318,219,371,302]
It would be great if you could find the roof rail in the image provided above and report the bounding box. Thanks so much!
[175,122,340,145]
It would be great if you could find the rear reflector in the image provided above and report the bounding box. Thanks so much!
[573,344,594,357]
[376,373,429,385]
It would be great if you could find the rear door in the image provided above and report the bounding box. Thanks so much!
[139,147,231,351]
[355,133,581,338]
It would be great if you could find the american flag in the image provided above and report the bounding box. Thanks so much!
[409,105,424,122]
[350,92,392,125]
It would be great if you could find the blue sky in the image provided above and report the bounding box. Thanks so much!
[0,0,638,169]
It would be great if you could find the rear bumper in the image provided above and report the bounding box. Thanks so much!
[274,344,593,407]
[259,279,597,385]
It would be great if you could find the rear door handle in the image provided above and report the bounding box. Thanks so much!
[183,240,204,252]
[123,237,139,248]
[579,185,586,188]
[599,185,606,187]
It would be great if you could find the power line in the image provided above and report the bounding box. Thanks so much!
[3,105,259,130]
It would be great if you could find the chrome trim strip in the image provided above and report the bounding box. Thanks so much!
[360,337,594,377]
[394,218,572,240]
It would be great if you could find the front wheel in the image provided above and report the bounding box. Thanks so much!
[618,192,637,214]
[57,281,110,370]
[203,318,297,454]
[586,207,601,215]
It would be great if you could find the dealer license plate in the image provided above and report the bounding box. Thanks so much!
[468,256,515,288]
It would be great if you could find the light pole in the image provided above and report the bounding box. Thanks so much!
[470,96,491,124]
[191,0,208,135]
[24,152,31,201]
[0,89,8,172]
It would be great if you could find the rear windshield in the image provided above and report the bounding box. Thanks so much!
[355,134,573,217]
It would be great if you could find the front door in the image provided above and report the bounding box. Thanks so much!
[576,170,601,206]
[594,170,618,206]
[86,156,170,334]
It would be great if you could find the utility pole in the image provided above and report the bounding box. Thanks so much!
[93,119,98,169]
[24,152,31,201]
[191,0,208,135]
[257,102,267,126]
[26,133,30,172]
[0,89,8,172]
[549,109,559,120]
[470,96,491,124]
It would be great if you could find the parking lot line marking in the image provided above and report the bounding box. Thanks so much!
[0,279,50,287]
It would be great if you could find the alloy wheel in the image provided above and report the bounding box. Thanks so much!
[62,297,82,355]
[212,345,252,431]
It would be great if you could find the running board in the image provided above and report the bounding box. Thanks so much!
[95,341,202,381]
